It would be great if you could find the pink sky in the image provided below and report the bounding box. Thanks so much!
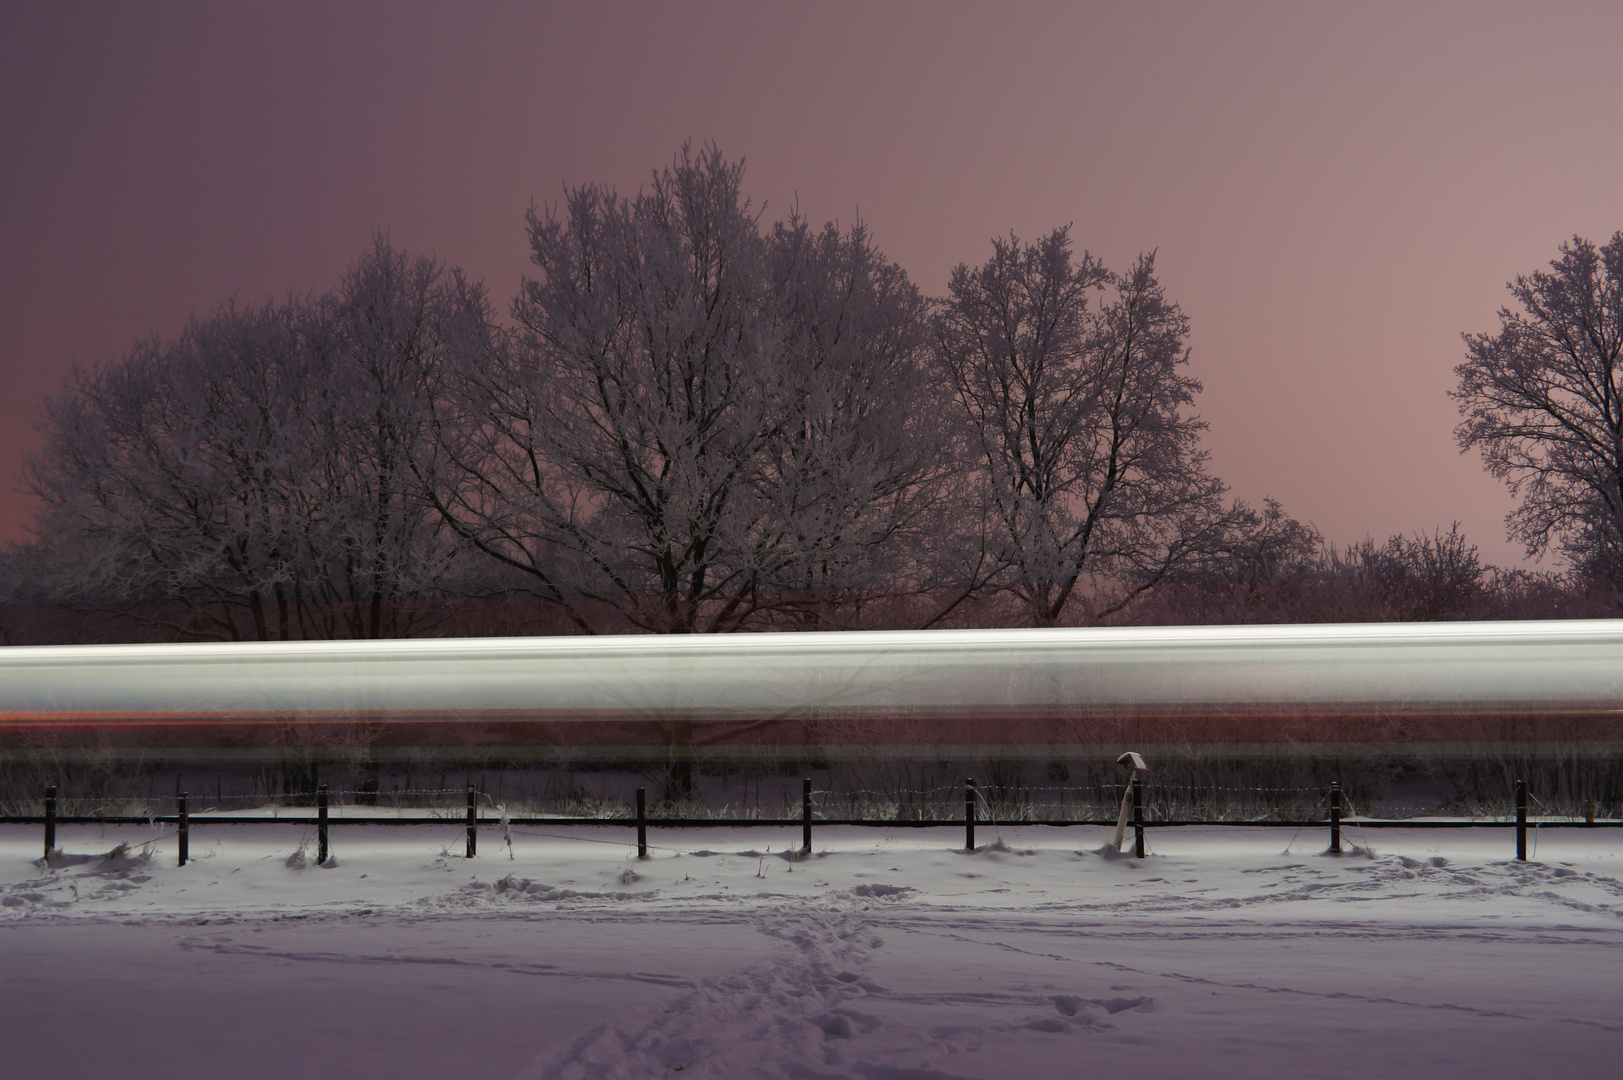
[4,1,1621,569]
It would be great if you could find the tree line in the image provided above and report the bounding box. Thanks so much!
[4,145,1621,642]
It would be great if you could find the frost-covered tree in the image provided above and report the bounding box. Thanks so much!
[23,239,488,640]
[1454,233,1623,583]
[759,212,960,626]
[26,298,317,639]
[425,146,951,633]
[936,228,1228,625]
[301,237,497,638]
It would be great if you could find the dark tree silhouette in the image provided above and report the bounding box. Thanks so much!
[1455,233,1623,582]
[936,228,1229,625]
[22,238,490,640]
[422,145,952,633]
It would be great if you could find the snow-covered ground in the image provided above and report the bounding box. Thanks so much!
[4,818,1622,1079]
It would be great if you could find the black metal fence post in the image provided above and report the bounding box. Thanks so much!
[177,791,189,867]
[965,778,977,851]
[1329,782,1342,854]
[802,778,813,854]
[465,785,477,858]
[44,784,57,859]
[636,787,648,858]
[1132,776,1145,858]
[1515,779,1527,861]
[317,784,329,865]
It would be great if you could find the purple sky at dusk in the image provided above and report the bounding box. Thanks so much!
[4,1,1621,569]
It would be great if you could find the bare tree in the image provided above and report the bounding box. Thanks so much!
[425,145,951,633]
[758,212,960,626]
[1318,526,1485,622]
[1455,232,1623,581]
[936,228,1228,625]
[1178,497,1324,590]
[299,237,496,638]
[23,239,486,640]
[26,298,317,639]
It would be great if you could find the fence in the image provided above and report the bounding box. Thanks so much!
[13,776,1623,869]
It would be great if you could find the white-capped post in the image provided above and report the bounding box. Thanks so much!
[1112,752,1149,853]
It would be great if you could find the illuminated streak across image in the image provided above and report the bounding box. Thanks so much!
[2,622,1621,760]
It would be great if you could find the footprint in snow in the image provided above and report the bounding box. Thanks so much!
[1052,994,1162,1017]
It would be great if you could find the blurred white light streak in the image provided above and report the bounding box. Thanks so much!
[3,622,1620,720]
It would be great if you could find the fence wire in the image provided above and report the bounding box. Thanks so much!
[10,779,1620,827]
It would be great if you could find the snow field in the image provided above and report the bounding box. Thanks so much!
[3,822,1622,1078]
